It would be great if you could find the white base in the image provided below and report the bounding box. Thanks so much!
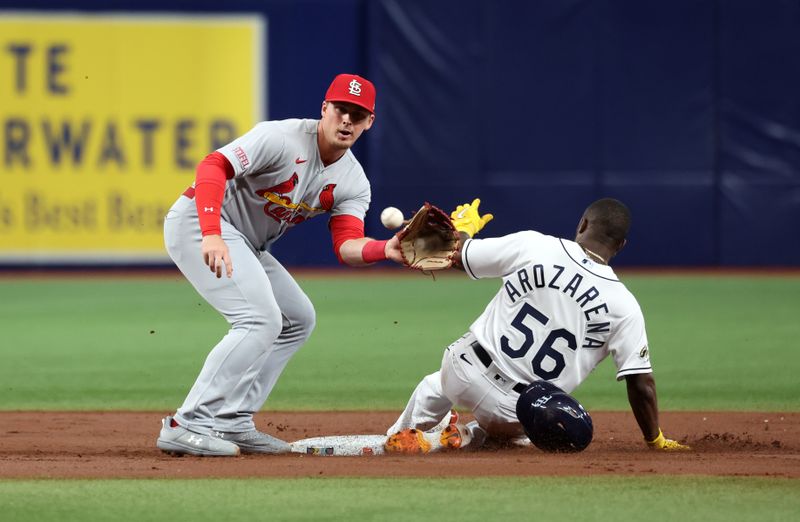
[290,434,387,456]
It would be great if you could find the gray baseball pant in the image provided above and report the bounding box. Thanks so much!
[164,196,315,433]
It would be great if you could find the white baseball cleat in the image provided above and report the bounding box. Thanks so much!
[156,416,240,457]
[212,429,291,454]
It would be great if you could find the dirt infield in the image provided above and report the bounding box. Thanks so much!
[1,411,797,479]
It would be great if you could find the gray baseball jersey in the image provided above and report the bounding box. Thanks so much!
[461,230,652,393]
[216,118,371,251]
[163,118,370,434]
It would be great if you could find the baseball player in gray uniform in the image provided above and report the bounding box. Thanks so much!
[385,198,689,453]
[158,74,403,456]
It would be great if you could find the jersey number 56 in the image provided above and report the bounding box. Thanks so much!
[500,303,577,380]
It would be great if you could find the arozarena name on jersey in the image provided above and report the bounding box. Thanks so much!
[3,117,238,170]
[503,263,610,349]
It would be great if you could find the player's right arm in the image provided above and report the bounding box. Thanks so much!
[456,231,541,279]
[195,122,286,278]
[194,152,235,278]
[450,231,472,270]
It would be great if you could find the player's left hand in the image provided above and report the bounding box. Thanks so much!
[646,429,691,451]
[451,198,493,238]
[384,234,404,264]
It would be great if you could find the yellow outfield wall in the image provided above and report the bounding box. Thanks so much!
[0,13,264,262]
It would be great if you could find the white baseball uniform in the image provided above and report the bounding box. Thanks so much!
[388,230,653,437]
[164,118,370,433]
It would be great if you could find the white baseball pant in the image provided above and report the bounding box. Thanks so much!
[387,332,525,438]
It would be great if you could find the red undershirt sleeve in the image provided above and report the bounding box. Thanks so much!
[195,151,235,236]
[330,214,365,264]
[329,215,388,265]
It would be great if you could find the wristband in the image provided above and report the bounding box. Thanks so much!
[362,239,388,263]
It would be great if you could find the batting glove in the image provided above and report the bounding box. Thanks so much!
[451,198,494,238]
[646,429,691,451]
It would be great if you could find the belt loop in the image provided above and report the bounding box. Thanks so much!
[470,341,493,367]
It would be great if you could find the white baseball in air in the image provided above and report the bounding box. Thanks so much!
[380,206,404,229]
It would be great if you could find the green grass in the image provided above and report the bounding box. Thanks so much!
[0,477,797,521]
[578,274,800,410]
[0,274,798,411]
[1,275,797,520]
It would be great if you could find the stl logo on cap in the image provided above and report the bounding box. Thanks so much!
[325,73,376,113]
[348,79,362,96]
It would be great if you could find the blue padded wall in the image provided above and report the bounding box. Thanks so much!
[717,0,800,265]
[366,0,799,266]
[4,0,799,266]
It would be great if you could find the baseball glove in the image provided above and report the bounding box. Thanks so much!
[397,203,459,271]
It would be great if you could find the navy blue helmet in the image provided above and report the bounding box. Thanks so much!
[515,381,593,453]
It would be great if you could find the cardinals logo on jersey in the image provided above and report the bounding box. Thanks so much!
[256,173,299,196]
[319,184,336,212]
[256,173,301,224]
[255,174,333,225]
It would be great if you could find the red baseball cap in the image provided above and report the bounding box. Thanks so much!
[325,73,376,114]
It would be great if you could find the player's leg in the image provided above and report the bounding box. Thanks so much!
[385,370,454,435]
[440,333,523,439]
[384,333,494,454]
[213,250,315,431]
[386,331,495,436]
[163,201,284,434]
[383,369,460,454]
